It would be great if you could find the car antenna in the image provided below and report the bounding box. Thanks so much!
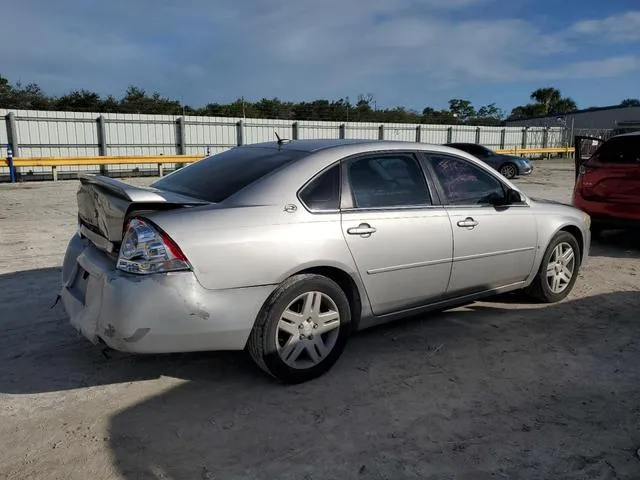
[274,131,290,146]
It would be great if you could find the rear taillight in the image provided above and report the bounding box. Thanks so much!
[116,218,190,274]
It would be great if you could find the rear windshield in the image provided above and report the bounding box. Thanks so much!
[152,147,305,202]
[596,136,640,165]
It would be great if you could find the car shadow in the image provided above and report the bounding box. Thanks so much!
[0,267,268,394]
[589,229,640,259]
[105,290,640,479]
[1,267,639,478]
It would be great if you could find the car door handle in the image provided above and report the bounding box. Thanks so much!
[347,223,377,236]
[456,217,479,228]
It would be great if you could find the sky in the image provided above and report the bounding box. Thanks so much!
[1,0,639,113]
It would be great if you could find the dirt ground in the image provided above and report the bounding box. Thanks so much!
[1,160,639,480]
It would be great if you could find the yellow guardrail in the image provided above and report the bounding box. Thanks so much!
[3,147,575,170]
[497,147,574,155]
[6,155,203,168]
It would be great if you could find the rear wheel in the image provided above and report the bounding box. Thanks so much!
[524,231,581,303]
[247,274,351,384]
[499,163,518,179]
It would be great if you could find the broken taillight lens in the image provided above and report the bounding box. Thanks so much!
[116,218,190,274]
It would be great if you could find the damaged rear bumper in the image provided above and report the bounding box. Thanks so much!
[61,234,275,354]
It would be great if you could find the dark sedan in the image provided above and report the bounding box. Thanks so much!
[444,143,533,179]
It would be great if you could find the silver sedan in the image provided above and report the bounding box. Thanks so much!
[61,139,591,383]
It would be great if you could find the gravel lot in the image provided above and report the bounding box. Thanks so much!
[1,159,639,480]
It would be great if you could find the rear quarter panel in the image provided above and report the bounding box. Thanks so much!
[147,205,362,291]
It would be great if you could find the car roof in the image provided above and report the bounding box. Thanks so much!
[614,130,640,138]
[241,139,460,154]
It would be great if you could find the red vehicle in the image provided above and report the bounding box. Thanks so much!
[573,132,640,237]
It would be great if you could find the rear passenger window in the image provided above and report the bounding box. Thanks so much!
[347,154,431,209]
[299,165,340,211]
[597,137,640,164]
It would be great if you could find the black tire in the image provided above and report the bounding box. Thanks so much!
[524,231,581,303]
[499,162,518,179]
[247,274,352,384]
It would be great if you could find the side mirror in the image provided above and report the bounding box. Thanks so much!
[506,189,524,204]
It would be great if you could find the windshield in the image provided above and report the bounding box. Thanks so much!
[485,146,497,155]
[151,147,305,202]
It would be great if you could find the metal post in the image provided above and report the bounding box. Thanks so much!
[96,115,107,175]
[339,124,346,139]
[415,126,421,143]
[52,165,58,181]
[475,127,481,144]
[157,163,164,177]
[378,125,384,140]
[236,120,244,146]
[542,127,549,148]
[176,117,186,154]
[5,113,19,157]
[521,127,528,149]
[174,117,187,170]
[292,122,299,140]
[569,118,575,158]
[446,127,453,143]
[206,145,211,156]
[6,145,16,183]
[500,129,506,149]
[542,127,550,159]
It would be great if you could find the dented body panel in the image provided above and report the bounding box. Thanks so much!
[76,174,208,243]
[61,233,274,353]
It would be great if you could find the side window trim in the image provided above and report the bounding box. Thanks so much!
[339,150,440,212]
[296,162,342,214]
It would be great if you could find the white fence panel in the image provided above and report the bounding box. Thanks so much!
[184,116,238,155]
[478,127,502,149]
[420,126,449,144]
[297,121,341,139]
[449,126,478,143]
[244,118,292,144]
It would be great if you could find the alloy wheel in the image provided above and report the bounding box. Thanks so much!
[500,164,517,178]
[276,291,341,369]
[546,242,575,294]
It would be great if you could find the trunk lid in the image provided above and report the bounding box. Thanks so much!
[77,174,209,251]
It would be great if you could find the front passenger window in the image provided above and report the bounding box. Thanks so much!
[427,154,506,206]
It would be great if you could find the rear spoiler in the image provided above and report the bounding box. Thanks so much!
[78,173,209,205]
[76,174,209,244]
[78,174,171,203]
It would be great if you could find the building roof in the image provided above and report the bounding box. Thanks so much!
[506,104,640,123]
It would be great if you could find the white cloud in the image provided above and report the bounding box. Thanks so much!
[0,1,639,105]
[532,56,640,80]
[569,11,640,43]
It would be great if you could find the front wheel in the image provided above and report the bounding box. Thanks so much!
[499,163,518,179]
[524,231,581,303]
[247,274,352,384]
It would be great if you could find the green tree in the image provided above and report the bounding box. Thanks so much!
[448,98,476,122]
[55,90,103,112]
[509,87,577,120]
[474,103,505,125]
[620,98,640,107]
